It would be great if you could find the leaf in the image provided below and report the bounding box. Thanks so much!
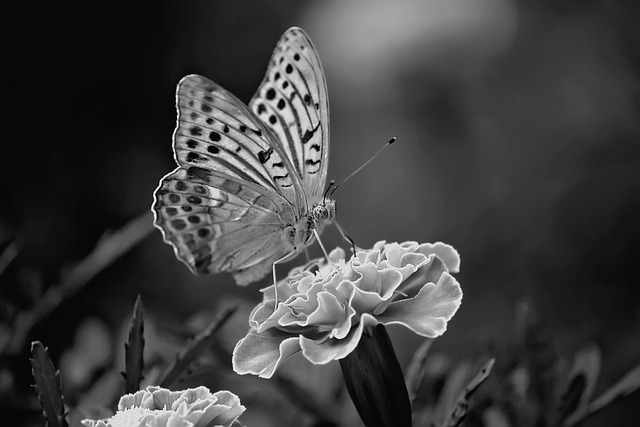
[339,324,412,427]
[159,304,237,388]
[565,363,640,426]
[435,361,473,423]
[556,345,601,424]
[30,341,68,427]
[5,212,154,355]
[123,295,145,393]
[405,338,434,402]
[442,358,495,427]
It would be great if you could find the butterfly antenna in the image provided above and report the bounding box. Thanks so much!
[323,180,336,204]
[330,137,396,197]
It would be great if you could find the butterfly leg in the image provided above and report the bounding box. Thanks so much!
[333,219,358,255]
[313,229,333,263]
[272,249,299,312]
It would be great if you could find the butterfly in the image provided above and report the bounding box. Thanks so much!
[152,27,336,286]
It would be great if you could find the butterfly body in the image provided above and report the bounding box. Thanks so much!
[288,198,336,255]
[153,28,333,286]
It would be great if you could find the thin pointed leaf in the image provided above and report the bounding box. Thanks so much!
[565,363,640,426]
[556,345,601,424]
[160,304,237,388]
[339,324,412,427]
[123,295,145,393]
[435,361,472,423]
[405,338,434,402]
[442,358,495,427]
[30,341,68,427]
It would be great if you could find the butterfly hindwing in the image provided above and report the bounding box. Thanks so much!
[250,27,330,201]
[153,167,297,284]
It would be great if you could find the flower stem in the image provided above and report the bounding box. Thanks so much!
[339,324,412,427]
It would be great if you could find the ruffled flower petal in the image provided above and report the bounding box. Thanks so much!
[300,313,379,364]
[232,241,463,378]
[378,272,462,337]
[82,386,245,427]
[418,242,461,273]
[232,330,301,379]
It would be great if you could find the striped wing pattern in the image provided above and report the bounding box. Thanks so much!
[174,74,305,208]
[250,27,330,201]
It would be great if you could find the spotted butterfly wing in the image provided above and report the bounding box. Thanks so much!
[250,27,330,201]
[152,27,332,286]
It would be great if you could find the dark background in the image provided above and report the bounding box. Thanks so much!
[1,1,640,425]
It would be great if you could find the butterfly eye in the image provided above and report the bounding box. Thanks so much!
[314,205,328,221]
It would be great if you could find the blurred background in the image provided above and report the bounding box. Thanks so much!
[1,0,640,425]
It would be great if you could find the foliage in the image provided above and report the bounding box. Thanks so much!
[1,215,637,427]
[30,341,68,427]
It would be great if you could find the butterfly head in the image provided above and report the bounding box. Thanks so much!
[312,199,336,224]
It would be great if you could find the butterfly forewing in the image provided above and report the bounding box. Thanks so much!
[250,27,330,201]
[175,74,306,209]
